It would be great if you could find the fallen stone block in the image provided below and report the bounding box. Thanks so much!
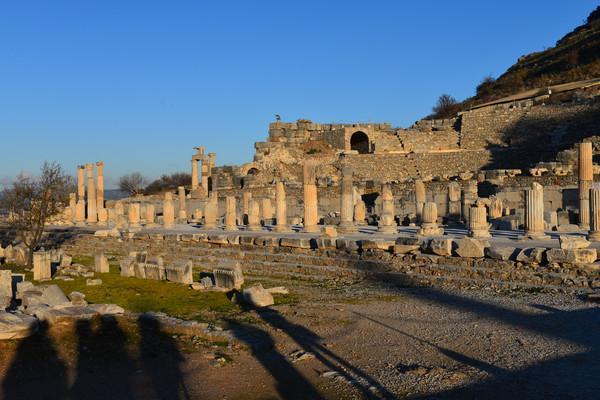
[0,270,12,302]
[485,246,517,261]
[360,239,394,252]
[0,311,37,340]
[559,235,590,250]
[213,261,244,290]
[242,284,274,307]
[315,237,337,250]
[38,285,70,306]
[208,234,229,245]
[119,257,136,277]
[546,248,597,264]
[516,248,546,264]
[425,238,453,256]
[321,226,338,238]
[94,253,110,273]
[455,237,486,258]
[557,224,581,233]
[69,291,87,307]
[86,278,103,286]
[59,254,72,268]
[87,304,125,315]
[394,237,420,254]
[165,260,193,284]
[239,236,256,245]
[280,237,312,249]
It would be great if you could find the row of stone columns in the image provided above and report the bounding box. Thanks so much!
[74,161,104,225]
[191,147,215,199]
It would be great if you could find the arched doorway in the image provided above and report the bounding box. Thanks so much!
[350,131,370,154]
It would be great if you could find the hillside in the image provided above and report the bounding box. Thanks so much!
[430,6,600,118]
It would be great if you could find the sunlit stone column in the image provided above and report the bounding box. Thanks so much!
[524,182,547,239]
[588,185,600,241]
[275,181,289,232]
[178,186,187,220]
[163,192,175,229]
[242,191,252,225]
[338,164,357,233]
[303,161,319,233]
[378,184,396,234]
[144,203,156,226]
[77,165,85,201]
[128,203,140,227]
[261,198,273,224]
[489,196,503,219]
[579,142,593,228]
[448,182,461,221]
[415,180,425,222]
[203,194,218,230]
[96,161,104,209]
[86,163,97,224]
[417,201,443,236]
[69,193,76,223]
[247,199,262,231]
[354,200,366,225]
[468,204,490,238]
[224,196,237,231]
[201,158,209,197]
[208,153,216,174]
[191,159,199,190]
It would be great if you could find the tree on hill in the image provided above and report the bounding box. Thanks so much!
[119,172,148,196]
[0,162,73,267]
[144,172,191,195]
[429,94,460,119]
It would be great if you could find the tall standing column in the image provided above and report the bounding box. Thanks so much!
[524,182,548,239]
[203,195,218,229]
[163,192,175,229]
[225,196,237,231]
[415,180,425,222]
[275,181,289,232]
[247,200,262,231]
[468,204,490,238]
[303,161,319,233]
[354,200,366,225]
[128,203,141,227]
[191,159,199,190]
[261,198,273,224]
[338,164,357,233]
[145,203,156,227]
[77,165,85,201]
[448,182,461,221]
[242,191,252,225]
[201,158,209,197]
[96,161,104,210]
[86,163,97,223]
[579,142,593,228]
[588,185,600,241]
[378,184,397,234]
[178,186,187,220]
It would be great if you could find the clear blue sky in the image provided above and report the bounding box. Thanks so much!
[0,1,597,187]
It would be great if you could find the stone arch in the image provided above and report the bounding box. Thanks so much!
[240,163,260,176]
[350,131,370,154]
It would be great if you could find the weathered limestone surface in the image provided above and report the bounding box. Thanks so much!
[524,182,548,239]
[275,181,289,232]
[468,204,490,238]
[225,196,237,231]
[163,192,175,229]
[86,163,97,224]
[417,202,442,236]
[303,161,319,233]
[579,142,593,227]
[589,185,600,241]
[33,252,52,281]
[338,164,357,233]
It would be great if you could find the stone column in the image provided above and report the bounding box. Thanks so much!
[338,164,357,233]
[242,191,252,225]
[128,203,140,227]
[489,196,503,219]
[448,182,461,221]
[86,163,97,223]
[178,186,187,220]
[225,196,237,231]
[69,193,76,223]
[589,185,600,241]
[75,200,86,224]
[77,165,85,201]
[261,198,273,224]
[524,182,547,239]
[201,158,209,197]
[415,180,426,222]
[208,153,216,174]
[96,161,104,209]
[417,202,443,236]
[145,203,156,226]
[579,142,593,228]
[191,159,199,190]
[303,161,319,233]
[275,181,289,232]
[163,192,175,229]
[203,195,218,229]
[378,184,396,234]
[354,200,366,225]
[468,204,490,238]
[461,180,478,224]
[247,199,262,231]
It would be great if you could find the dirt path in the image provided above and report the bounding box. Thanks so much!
[1,279,599,399]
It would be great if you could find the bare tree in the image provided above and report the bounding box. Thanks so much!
[119,172,148,196]
[431,94,460,119]
[0,162,73,267]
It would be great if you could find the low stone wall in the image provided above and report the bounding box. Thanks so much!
[57,232,600,293]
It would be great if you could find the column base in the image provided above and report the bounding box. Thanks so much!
[247,224,262,232]
[338,223,358,234]
[417,227,444,236]
[224,225,238,231]
[469,229,491,239]
[378,225,398,234]
[303,225,320,233]
[588,231,600,241]
[274,225,290,233]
